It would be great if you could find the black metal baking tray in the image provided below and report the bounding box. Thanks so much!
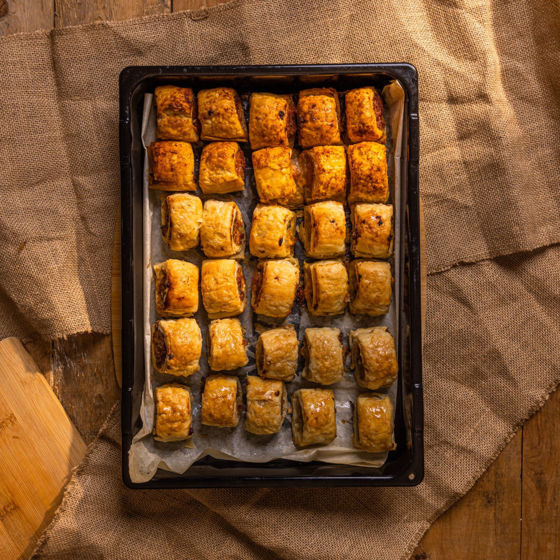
[119,64,422,488]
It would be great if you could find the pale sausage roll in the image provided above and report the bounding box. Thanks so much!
[300,145,347,204]
[348,260,392,317]
[155,85,199,142]
[151,318,202,377]
[303,260,349,316]
[349,326,398,390]
[245,376,287,435]
[249,204,297,258]
[200,259,246,319]
[154,259,199,317]
[251,258,299,318]
[256,325,299,382]
[249,92,296,149]
[302,201,347,259]
[351,203,393,259]
[302,327,344,385]
[297,88,343,148]
[161,193,203,251]
[201,374,242,428]
[252,147,303,208]
[197,87,248,141]
[347,141,389,204]
[199,142,246,194]
[148,141,196,191]
[353,393,396,452]
[153,384,193,442]
[200,200,245,258]
[345,87,386,144]
[208,318,248,372]
[291,388,336,448]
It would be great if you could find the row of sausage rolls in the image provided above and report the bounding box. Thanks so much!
[154,382,395,453]
[154,85,385,147]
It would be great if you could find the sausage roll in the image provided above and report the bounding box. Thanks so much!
[291,388,336,448]
[249,204,296,258]
[200,259,246,319]
[297,88,343,148]
[208,318,248,371]
[302,328,345,385]
[345,87,386,144]
[256,325,299,382]
[300,145,347,204]
[154,259,199,317]
[201,374,242,428]
[347,141,389,204]
[154,85,199,142]
[199,142,246,194]
[351,203,393,259]
[349,326,398,390]
[348,260,392,316]
[161,193,203,251]
[200,199,245,258]
[353,393,396,452]
[151,318,202,377]
[148,141,196,191]
[252,147,303,208]
[302,201,347,259]
[197,88,248,141]
[245,376,287,435]
[251,258,299,318]
[249,92,296,149]
[303,260,349,316]
[153,384,192,442]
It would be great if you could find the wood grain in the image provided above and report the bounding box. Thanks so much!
[0,0,52,34]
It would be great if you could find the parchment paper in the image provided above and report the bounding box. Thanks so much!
[129,82,405,483]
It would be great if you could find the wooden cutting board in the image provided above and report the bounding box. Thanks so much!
[0,338,86,560]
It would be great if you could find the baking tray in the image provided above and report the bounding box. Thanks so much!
[119,64,422,488]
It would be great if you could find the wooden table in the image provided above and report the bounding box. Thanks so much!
[2,1,559,558]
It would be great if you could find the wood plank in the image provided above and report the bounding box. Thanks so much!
[0,0,53,35]
[522,387,560,559]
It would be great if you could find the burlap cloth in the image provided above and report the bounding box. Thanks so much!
[0,0,557,558]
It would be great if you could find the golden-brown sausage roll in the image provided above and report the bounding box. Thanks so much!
[249,92,296,150]
[201,374,242,428]
[245,376,287,435]
[200,200,245,258]
[252,147,303,208]
[349,326,398,390]
[148,141,196,191]
[302,201,347,259]
[155,85,199,142]
[345,87,386,144]
[249,204,296,258]
[161,193,203,251]
[348,260,392,316]
[351,203,393,259]
[302,328,344,385]
[353,393,396,452]
[200,259,246,319]
[303,260,349,316]
[197,88,248,141]
[347,141,389,204]
[199,142,246,194]
[251,258,299,318]
[153,384,193,442]
[151,318,202,377]
[154,259,199,317]
[300,145,347,204]
[208,318,248,371]
[256,325,299,381]
[297,88,343,148]
[291,388,336,448]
